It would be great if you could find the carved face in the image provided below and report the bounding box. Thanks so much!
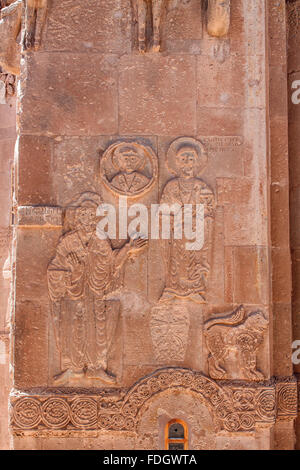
[115,146,144,174]
[245,313,268,332]
[175,147,198,178]
[76,207,97,232]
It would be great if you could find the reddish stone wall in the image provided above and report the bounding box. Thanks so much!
[287,0,300,449]
[0,0,296,450]
[0,95,15,449]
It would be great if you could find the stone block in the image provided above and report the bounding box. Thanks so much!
[20,53,118,136]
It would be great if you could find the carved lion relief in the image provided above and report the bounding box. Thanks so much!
[47,192,148,386]
[100,141,158,197]
[159,137,215,303]
[204,305,268,381]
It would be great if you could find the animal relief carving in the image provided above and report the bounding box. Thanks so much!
[204,306,268,381]
[47,193,148,386]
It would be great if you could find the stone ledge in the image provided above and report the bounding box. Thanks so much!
[10,369,299,434]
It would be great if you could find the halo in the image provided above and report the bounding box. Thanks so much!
[66,192,102,209]
[111,142,146,171]
[166,137,208,176]
[100,141,158,198]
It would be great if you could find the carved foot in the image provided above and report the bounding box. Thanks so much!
[33,41,41,52]
[246,368,264,381]
[159,291,174,303]
[86,367,117,384]
[138,40,146,54]
[53,368,85,385]
[208,357,227,380]
[150,41,160,53]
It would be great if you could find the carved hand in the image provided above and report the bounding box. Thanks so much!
[128,236,148,255]
[67,252,84,275]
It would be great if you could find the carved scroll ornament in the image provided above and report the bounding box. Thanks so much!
[12,368,291,434]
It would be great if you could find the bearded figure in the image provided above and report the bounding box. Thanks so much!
[47,196,147,385]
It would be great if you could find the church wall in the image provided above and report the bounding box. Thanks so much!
[287,0,300,450]
[0,0,297,450]
[0,84,15,449]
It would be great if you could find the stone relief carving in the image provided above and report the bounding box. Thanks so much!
[11,368,284,433]
[207,0,230,37]
[131,0,231,52]
[0,0,47,75]
[23,0,47,51]
[0,0,22,75]
[47,193,148,386]
[288,0,300,40]
[159,137,215,303]
[150,300,190,362]
[100,141,158,197]
[204,305,268,381]
[0,66,16,102]
[18,206,63,226]
[132,0,165,53]
[276,380,298,420]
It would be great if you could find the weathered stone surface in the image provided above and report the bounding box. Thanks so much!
[197,54,246,108]
[0,0,298,452]
[0,92,15,451]
[20,53,119,136]
[44,0,132,54]
[119,55,196,135]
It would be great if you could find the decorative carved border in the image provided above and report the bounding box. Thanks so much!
[11,369,298,433]
[276,378,298,420]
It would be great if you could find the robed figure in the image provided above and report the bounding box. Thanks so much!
[47,196,147,385]
[160,139,215,303]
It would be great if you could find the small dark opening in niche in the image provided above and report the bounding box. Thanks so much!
[165,419,188,450]
[169,422,185,439]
